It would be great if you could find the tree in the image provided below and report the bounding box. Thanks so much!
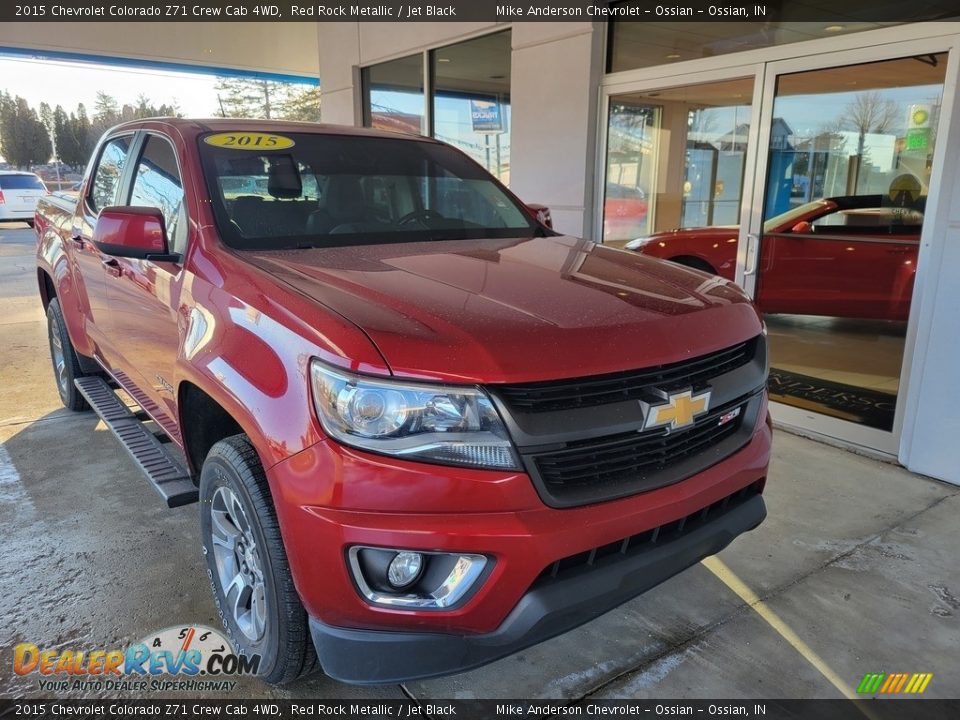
[0,92,53,169]
[93,91,120,125]
[213,76,320,121]
[279,85,321,122]
[55,105,88,171]
[74,103,95,164]
[843,91,901,161]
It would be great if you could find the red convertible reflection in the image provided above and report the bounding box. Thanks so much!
[625,195,922,321]
[604,182,649,240]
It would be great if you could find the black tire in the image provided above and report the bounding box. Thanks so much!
[46,297,90,411]
[199,435,317,685]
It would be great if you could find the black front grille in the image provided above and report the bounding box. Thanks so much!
[536,480,765,584]
[495,338,757,413]
[532,398,750,503]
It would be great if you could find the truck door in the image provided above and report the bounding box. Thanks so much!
[102,133,189,441]
[72,134,135,363]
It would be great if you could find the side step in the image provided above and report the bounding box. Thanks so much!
[74,376,198,508]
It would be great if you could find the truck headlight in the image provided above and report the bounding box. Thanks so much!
[310,360,519,470]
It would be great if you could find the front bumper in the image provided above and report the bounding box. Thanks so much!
[267,398,771,683]
[310,492,765,684]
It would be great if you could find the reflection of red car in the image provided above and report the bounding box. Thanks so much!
[603,182,648,239]
[625,195,922,321]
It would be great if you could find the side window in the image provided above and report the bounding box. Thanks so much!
[129,135,187,254]
[89,136,132,213]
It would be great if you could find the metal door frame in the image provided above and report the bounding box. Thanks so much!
[596,28,960,457]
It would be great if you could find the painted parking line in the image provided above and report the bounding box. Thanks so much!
[702,556,880,718]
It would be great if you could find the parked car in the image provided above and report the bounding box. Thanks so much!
[625,195,922,321]
[0,171,48,226]
[603,182,648,239]
[35,119,770,685]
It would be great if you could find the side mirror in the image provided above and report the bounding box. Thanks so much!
[790,220,813,234]
[526,203,553,229]
[93,206,176,260]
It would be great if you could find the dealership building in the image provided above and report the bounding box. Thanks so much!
[2,8,959,485]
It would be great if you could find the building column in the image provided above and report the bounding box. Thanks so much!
[898,60,960,486]
[508,23,605,238]
[318,22,361,126]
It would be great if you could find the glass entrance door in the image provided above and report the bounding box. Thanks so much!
[600,74,761,272]
[745,53,948,446]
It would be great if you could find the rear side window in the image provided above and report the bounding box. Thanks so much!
[0,174,45,190]
[89,136,132,213]
[129,135,187,254]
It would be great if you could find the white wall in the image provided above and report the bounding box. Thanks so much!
[509,23,604,237]
[899,47,960,486]
[0,22,319,78]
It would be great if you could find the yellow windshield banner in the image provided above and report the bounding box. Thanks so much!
[203,133,295,150]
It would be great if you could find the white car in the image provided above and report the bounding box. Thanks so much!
[0,171,48,227]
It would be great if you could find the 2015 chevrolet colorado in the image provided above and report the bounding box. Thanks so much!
[35,119,771,685]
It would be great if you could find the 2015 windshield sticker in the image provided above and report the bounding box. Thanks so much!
[204,132,295,150]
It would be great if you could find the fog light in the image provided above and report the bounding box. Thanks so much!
[348,547,489,609]
[387,551,423,589]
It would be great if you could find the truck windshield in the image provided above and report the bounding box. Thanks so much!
[198,132,537,250]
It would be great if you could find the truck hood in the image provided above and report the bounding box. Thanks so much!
[243,235,762,384]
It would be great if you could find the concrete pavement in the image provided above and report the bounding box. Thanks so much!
[2,221,958,701]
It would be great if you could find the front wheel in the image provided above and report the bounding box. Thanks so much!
[199,435,317,685]
[46,298,89,411]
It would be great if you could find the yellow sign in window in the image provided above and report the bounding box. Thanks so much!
[203,133,295,150]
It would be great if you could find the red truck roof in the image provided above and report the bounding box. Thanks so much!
[106,116,437,142]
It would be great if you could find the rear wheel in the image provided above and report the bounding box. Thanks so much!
[46,298,89,411]
[199,435,317,685]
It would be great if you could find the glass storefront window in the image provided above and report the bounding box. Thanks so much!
[361,32,512,184]
[432,31,511,184]
[603,77,753,247]
[756,54,947,431]
[362,54,425,135]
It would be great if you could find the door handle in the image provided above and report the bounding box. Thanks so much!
[71,235,85,249]
[101,258,118,268]
[743,233,760,276]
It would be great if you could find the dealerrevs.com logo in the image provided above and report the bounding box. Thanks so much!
[13,625,260,692]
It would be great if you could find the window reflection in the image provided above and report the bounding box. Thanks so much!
[603,77,753,246]
[757,54,947,431]
[90,136,131,212]
[130,136,186,253]
[361,32,513,185]
[362,54,425,135]
[432,31,511,184]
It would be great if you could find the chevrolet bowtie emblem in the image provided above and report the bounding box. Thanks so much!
[643,389,711,431]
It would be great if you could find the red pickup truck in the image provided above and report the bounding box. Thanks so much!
[35,119,770,685]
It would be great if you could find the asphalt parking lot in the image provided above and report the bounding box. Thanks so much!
[2,221,958,701]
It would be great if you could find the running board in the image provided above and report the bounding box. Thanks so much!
[74,376,198,508]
